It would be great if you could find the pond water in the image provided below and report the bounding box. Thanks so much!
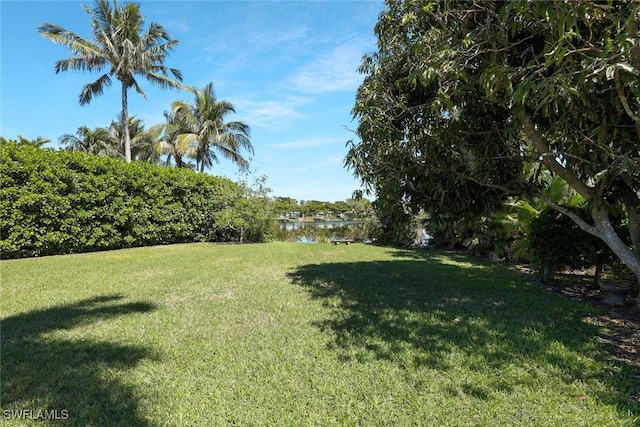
[279,220,364,232]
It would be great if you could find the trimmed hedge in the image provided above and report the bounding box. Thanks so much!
[0,142,244,258]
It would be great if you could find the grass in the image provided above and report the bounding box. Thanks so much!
[1,242,638,426]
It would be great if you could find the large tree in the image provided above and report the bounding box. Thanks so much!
[39,0,183,163]
[169,82,253,173]
[348,0,640,303]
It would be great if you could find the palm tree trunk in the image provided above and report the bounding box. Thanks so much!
[122,82,132,163]
[198,141,205,173]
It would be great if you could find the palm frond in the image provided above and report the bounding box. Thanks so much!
[91,0,116,35]
[79,74,112,105]
[171,101,199,132]
[144,71,184,91]
[174,133,199,158]
[131,78,147,99]
[54,56,104,74]
[38,23,103,61]
[212,134,251,171]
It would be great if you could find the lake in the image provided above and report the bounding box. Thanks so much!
[279,220,365,232]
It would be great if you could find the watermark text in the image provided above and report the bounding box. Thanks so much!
[2,409,69,421]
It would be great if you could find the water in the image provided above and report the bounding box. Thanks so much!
[279,220,364,232]
[276,220,369,242]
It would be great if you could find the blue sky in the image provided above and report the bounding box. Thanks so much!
[1,0,383,202]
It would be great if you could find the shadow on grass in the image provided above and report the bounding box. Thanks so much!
[288,248,639,414]
[1,294,158,426]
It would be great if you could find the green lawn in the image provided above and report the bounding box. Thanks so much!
[1,242,638,426]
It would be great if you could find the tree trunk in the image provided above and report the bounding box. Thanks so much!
[122,82,132,163]
[591,206,640,307]
[623,197,640,306]
[541,260,556,284]
[621,189,640,257]
[594,257,604,287]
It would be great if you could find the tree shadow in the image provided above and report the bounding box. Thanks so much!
[287,248,639,414]
[2,294,158,426]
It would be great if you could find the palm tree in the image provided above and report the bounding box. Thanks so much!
[59,125,117,156]
[38,0,183,163]
[16,135,51,147]
[170,82,253,173]
[109,115,161,163]
[149,110,194,169]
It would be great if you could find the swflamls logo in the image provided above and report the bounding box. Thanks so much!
[2,409,69,420]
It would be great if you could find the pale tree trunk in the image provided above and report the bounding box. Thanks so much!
[592,207,640,304]
[122,82,132,163]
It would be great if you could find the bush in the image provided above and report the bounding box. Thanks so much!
[528,207,616,283]
[212,176,278,244]
[0,142,259,258]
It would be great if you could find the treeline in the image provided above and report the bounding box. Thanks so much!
[0,142,275,259]
[272,197,373,220]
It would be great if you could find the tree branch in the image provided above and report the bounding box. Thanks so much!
[539,194,603,239]
[515,110,595,200]
[614,68,640,138]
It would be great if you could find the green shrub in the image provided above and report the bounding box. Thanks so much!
[0,142,261,258]
[212,177,278,244]
[528,207,617,283]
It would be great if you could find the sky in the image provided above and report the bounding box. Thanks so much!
[0,0,383,202]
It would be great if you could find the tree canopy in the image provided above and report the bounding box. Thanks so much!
[347,0,640,303]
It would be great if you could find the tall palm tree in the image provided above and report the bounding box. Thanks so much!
[171,82,253,173]
[38,0,183,163]
[59,125,117,156]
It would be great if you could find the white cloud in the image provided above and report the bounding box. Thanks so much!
[233,96,309,130]
[272,136,343,149]
[288,44,366,94]
[328,156,346,164]
[163,17,192,35]
[244,26,310,52]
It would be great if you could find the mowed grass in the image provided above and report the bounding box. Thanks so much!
[1,242,638,426]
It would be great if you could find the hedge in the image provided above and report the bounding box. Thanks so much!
[0,142,245,258]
